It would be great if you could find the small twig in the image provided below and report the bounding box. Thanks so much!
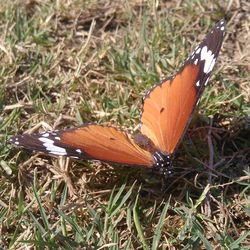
[17,154,41,187]
[25,122,53,134]
[3,102,33,111]
[207,118,215,184]
[52,114,63,130]
[47,157,76,198]
[204,118,215,216]
[211,176,250,188]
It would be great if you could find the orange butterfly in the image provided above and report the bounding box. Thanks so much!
[9,20,226,179]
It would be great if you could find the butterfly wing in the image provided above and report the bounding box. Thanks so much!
[140,19,226,154]
[9,124,154,167]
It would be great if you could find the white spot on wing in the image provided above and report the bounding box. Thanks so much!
[15,141,19,145]
[208,58,216,72]
[49,150,67,155]
[76,149,82,153]
[196,81,200,87]
[195,48,201,54]
[44,144,67,155]
[42,133,49,137]
[204,78,209,86]
[200,46,215,73]
[39,138,54,144]
[221,26,224,31]
[38,137,67,155]
[55,137,61,140]
[194,58,198,65]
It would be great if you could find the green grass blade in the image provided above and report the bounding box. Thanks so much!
[152,198,170,250]
[133,190,149,250]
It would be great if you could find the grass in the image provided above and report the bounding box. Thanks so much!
[1,0,250,249]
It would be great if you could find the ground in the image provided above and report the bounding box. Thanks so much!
[0,0,249,249]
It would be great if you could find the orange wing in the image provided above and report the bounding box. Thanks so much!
[140,19,225,154]
[141,65,199,153]
[9,124,154,167]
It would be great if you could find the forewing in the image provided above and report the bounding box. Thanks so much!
[140,20,226,154]
[10,124,154,167]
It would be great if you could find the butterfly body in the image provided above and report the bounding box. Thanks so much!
[153,151,172,178]
[9,19,226,180]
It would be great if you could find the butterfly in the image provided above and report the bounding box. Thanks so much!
[9,19,226,179]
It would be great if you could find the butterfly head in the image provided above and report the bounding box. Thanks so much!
[153,151,173,179]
